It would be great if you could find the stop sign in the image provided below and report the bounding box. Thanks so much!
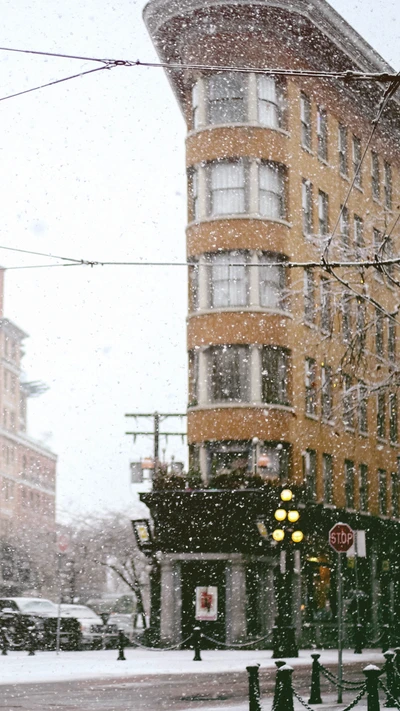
[329,523,354,552]
[57,534,70,554]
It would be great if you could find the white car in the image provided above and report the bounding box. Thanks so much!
[60,604,118,649]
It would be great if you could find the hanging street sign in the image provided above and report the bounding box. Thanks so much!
[329,523,354,553]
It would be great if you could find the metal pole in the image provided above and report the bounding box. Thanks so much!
[337,552,343,704]
[154,412,159,466]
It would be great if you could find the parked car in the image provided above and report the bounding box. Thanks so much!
[60,604,119,649]
[0,598,80,650]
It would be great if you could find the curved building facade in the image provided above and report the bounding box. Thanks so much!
[143,0,400,646]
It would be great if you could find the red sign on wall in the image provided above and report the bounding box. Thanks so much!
[329,523,354,552]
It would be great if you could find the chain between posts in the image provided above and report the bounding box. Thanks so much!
[319,663,366,689]
[379,680,400,710]
[200,632,272,648]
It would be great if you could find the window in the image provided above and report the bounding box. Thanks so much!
[373,228,383,281]
[305,357,317,416]
[300,93,311,149]
[345,459,355,508]
[323,453,333,504]
[320,278,332,333]
[318,190,329,235]
[259,254,286,310]
[359,464,369,512]
[343,374,354,428]
[393,467,400,518]
[352,136,362,187]
[257,76,282,128]
[358,382,368,434]
[192,81,200,129]
[390,393,398,444]
[342,292,352,343]
[353,215,364,258]
[377,390,386,439]
[371,151,380,200]
[304,269,315,324]
[209,161,246,216]
[356,297,366,351]
[188,350,199,406]
[208,73,246,125]
[209,252,249,308]
[338,124,348,175]
[261,347,290,405]
[189,262,199,312]
[190,169,199,221]
[302,179,313,235]
[378,469,387,515]
[258,164,285,219]
[388,319,396,361]
[375,307,385,356]
[303,449,317,501]
[208,345,250,402]
[384,161,392,210]
[321,364,333,420]
[339,206,349,250]
[317,107,328,161]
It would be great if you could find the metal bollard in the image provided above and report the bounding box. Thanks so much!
[272,664,294,711]
[308,653,322,704]
[246,663,262,711]
[117,630,126,661]
[363,665,382,711]
[27,626,36,656]
[383,651,396,707]
[1,626,8,656]
[354,623,364,654]
[381,625,391,654]
[192,626,202,662]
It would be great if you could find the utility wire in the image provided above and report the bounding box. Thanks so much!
[0,65,111,103]
[0,45,398,81]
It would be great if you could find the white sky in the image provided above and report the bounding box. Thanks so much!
[1,0,399,522]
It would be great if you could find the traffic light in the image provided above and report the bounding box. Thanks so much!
[272,488,304,544]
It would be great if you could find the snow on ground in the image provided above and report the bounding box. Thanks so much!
[0,647,386,686]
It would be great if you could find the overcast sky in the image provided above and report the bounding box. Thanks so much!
[1,0,399,522]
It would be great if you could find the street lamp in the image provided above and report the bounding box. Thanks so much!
[271,488,303,658]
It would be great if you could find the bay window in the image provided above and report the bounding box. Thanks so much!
[209,252,248,308]
[259,254,286,310]
[209,161,246,215]
[208,345,250,402]
[258,164,285,219]
[208,72,246,124]
[257,76,281,128]
[262,346,290,405]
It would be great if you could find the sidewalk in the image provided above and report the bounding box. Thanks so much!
[0,646,387,686]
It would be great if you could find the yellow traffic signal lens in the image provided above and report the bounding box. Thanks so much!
[287,510,300,523]
[292,530,304,543]
[272,529,285,542]
[280,488,293,502]
[274,508,287,521]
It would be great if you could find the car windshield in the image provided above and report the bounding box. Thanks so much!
[62,606,99,618]
[18,600,58,613]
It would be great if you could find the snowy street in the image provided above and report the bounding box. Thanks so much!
[0,647,391,710]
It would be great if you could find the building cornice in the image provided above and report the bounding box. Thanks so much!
[0,428,57,461]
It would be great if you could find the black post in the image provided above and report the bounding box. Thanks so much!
[363,665,381,711]
[272,665,294,711]
[117,630,126,661]
[354,623,364,654]
[0,625,8,655]
[308,653,322,704]
[192,626,202,661]
[381,624,391,654]
[393,648,400,698]
[246,664,262,711]
[383,651,396,707]
[272,549,298,658]
[27,626,36,656]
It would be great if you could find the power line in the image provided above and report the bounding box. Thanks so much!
[0,45,398,82]
[0,65,111,103]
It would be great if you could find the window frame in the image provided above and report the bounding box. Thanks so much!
[345,459,355,509]
[359,463,369,512]
[305,357,317,416]
[300,92,311,150]
[377,390,386,440]
[259,253,287,311]
[207,72,247,125]
[261,346,290,406]
[317,106,328,161]
[378,468,387,515]
[322,453,333,504]
[352,135,362,187]
[321,364,333,421]
[208,344,250,403]
[208,160,247,217]
[208,251,250,309]
[338,124,348,176]
[258,163,285,220]
[384,161,392,210]
[371,151,380,200]
[318,190,329,235]
[302,179,313,235]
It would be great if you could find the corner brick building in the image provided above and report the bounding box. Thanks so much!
[142,0,400,647]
